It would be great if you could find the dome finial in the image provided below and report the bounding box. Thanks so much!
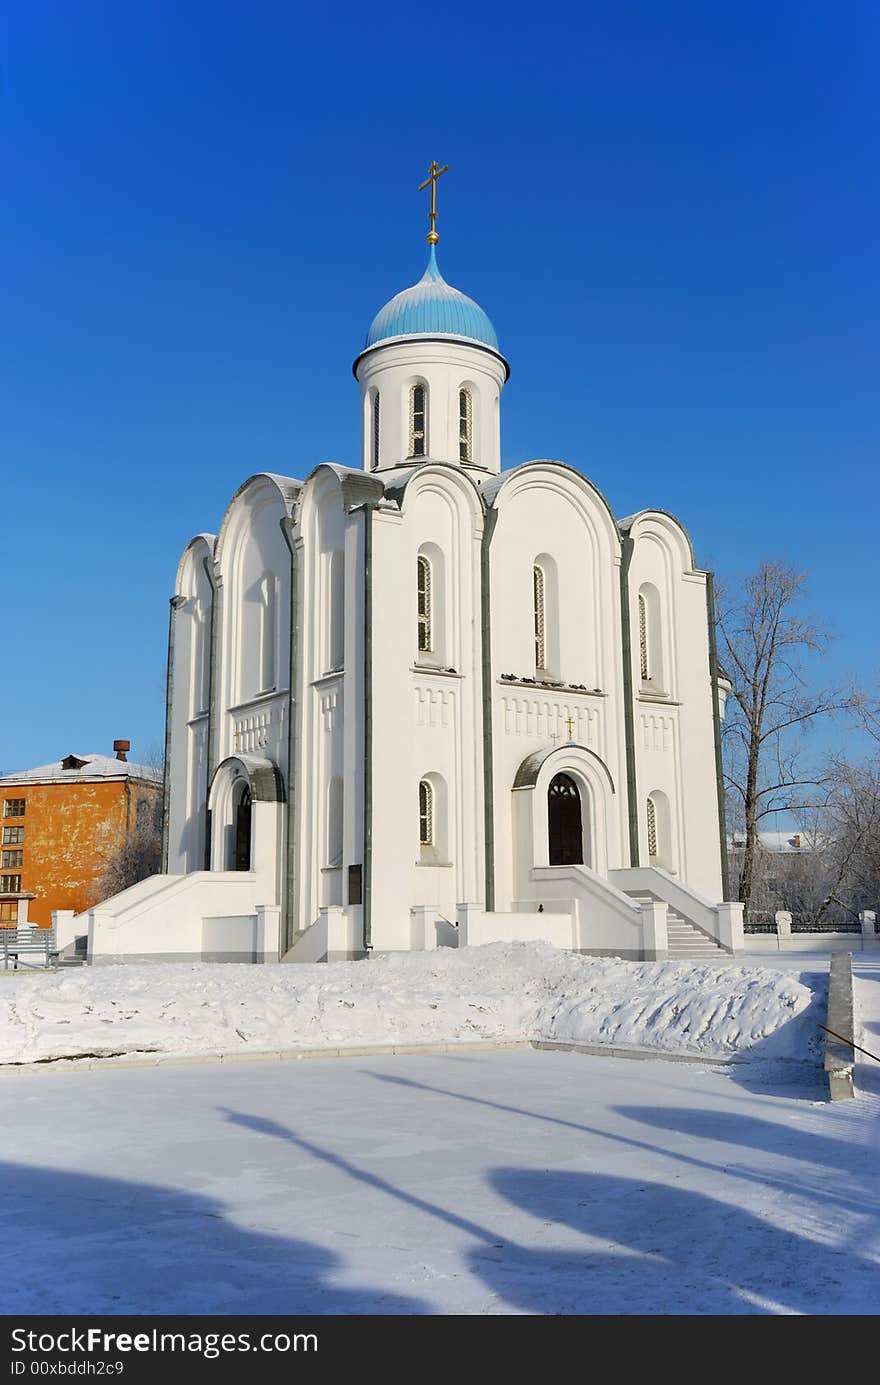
[418,159,449,245]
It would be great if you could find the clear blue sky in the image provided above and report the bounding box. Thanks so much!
[2,1,877,773]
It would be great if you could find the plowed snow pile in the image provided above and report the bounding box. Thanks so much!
[0,942,825,1066]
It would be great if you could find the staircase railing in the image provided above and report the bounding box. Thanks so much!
[609,866,743,954]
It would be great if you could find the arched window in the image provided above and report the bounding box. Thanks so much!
[418,779,434,846]
[638,593,649,682]
[459,388,473,463]
[418,772,449,863]
[417,554,432,653]
[410,383,427,458]
[371,390,380,470]
[645,789,672,869]
[259,573,277,693]
[637,583,665,691]
[533,564,546,672]
[646,795,658,860]
[532,554,560,677]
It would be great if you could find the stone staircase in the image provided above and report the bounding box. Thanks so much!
[625,894,725,960]
[57,935,88,967]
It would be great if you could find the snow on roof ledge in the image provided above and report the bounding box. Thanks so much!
[0,754,162,786]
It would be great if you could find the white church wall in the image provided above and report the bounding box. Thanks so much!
[369,467,485,948]
[369,505,411,947]
[342,508,366,942]
[170,473,296,929]
[215,477,292,779]
[294,468,353,935]
[355,338,506,473]
[675,570,725,899]
[626,514,723,901]
[486,465,628,909]
[167,535,215,874]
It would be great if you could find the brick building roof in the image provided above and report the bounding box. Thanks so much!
[0,754,162,787]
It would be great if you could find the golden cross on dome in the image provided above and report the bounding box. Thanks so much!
[418,160,449,245]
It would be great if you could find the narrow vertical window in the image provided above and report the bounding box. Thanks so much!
[194,598,210,714]
[419,779,434,846]
[417,554,432,652]
[638,593,649,682]
[410,384,426,458]
[328,550,345,670]
[371,391,380,470]
[459,388,472,463]
[533,564,546,671]
[259,573,276,692]
[646,796,658,859]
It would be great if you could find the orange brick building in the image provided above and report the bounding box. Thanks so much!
[0,745,162,929]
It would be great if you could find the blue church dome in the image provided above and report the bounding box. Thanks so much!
[365,247,499,351]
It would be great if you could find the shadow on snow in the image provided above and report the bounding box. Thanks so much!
[0,1160,428,1316]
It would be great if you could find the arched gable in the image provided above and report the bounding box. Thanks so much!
[174,533,217,598]
[618,509,699,575]
[379,460,485,526]
[621,511,705,705]
[482,460,621,555]
[298,462,384,526]
[214,474,298,711]
[400,466,484,674]
[214,472,300,572]
[485,461,620,692]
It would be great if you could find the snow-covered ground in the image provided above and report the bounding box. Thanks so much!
[0,942,826,1066]
[0,956,877,1315]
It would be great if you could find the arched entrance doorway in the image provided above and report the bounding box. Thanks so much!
[548,773,583,865]
[233,784,252,871]
[208,754,285,879]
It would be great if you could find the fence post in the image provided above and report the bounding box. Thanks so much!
[860,910,876,938]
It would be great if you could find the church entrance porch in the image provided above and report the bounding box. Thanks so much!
[207,754,286,891]
[512,743,611,883]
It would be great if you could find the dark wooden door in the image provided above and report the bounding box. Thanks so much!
[548,773,583,865]
[234,787,252,871]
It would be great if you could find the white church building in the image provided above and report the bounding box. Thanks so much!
[83,172,743,965]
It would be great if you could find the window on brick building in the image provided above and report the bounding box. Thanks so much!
[3,800,25,818]
[1,851,22,869]
[2,827,24,845]
[0,875,21,893]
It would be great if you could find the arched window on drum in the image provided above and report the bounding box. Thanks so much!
[409,383,428,458]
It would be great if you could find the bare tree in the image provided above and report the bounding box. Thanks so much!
[85,747,164,906]
[851,682,880,747]
[816,754,880,922]
[716,561,850,920]
[91,801,162,902]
